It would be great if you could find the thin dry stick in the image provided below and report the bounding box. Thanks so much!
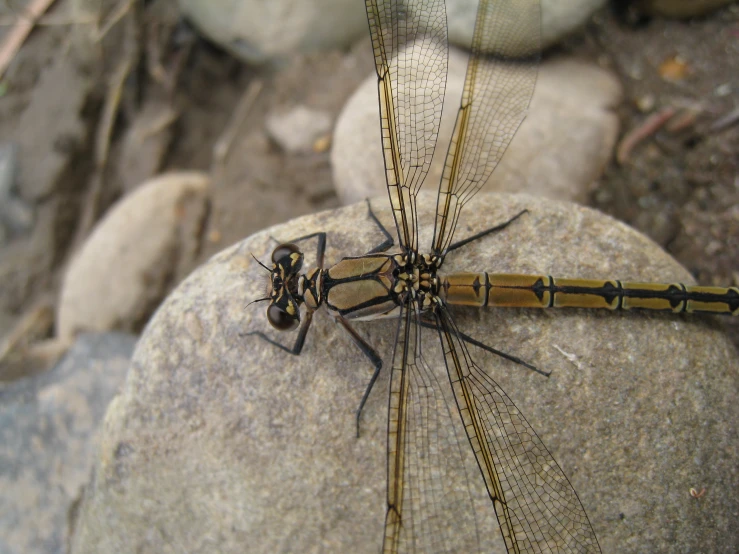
[94,56,133,167]
[212,79,264,172]
[94,0,134,43]
[140,106,180,140]
[710,106,739,133]
[72,56,133,247]
[0,13,97,26]
[0,0,59,79]
[616,106,676,165]
[0,298,53,361]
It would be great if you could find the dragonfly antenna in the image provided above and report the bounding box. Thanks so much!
[251,253,271,272]
[245,297,270,311]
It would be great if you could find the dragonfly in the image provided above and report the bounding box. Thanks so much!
[247,0,739,552]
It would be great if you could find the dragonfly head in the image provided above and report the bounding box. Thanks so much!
[265,243,305,331]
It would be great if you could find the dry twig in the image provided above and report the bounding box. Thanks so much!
[617,107,676,165]
[212,79,264,173]
[0,0,59,79]
[94,0,134,43]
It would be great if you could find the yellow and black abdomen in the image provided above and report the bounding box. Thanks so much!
[440,273,739,316]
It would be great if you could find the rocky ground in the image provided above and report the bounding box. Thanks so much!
[0,0,737,552]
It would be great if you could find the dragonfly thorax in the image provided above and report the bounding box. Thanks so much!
[391,252,442,310]
[262,241,447,330]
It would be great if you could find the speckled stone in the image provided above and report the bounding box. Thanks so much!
[70,193,738,554]
[0,332,136,554]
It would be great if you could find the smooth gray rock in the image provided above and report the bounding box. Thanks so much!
[57,172,210,341]
[179,0,368,64]
[178,0,607,65]
[333,52,622,205]
[70,193,737,553]
[0,332,136,554]
[446,0,609,50]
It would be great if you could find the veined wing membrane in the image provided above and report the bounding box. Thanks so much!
[435,306,601,553]
[384,306,489,553]
[432,0,540,255]
[365,0,448,252]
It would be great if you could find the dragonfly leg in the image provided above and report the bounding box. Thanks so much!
[417,315,549,377]
[364,199,395,254]
[334,314,384,437]
[244,309,315,355]
[272,231,327,268]
[445,209,528,253]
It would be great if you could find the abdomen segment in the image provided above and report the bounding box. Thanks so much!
[440,273,739,316]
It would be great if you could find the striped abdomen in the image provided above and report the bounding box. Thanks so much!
[440,273,739,316]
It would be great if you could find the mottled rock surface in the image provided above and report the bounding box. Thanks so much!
[0,332,136,554]
[71,193,737,554]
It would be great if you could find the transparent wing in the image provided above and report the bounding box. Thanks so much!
[434,305,602,553]
[384,306,487,553]
[432,0,540,255]
[365,0,448,252]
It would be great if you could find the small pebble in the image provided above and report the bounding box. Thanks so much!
[266,106,332,154]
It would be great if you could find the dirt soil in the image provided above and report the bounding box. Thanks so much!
[585,5,739,345]
[0,0,736,361]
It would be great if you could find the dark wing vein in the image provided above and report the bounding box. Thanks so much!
[365,0,448,252]
[384,305,485,553]
[434,305,601,553]
[432,0,540,255]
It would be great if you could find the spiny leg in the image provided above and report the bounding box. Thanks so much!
[333,314,384,437]
[244,310,315,355]
[417,315,549,377]
[446,209,528,254]
[364,199,395,254]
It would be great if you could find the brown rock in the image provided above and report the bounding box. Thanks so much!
[70,193,738,553]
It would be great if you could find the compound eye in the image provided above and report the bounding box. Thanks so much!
[267,304,299,331]
[271,243,301,264]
